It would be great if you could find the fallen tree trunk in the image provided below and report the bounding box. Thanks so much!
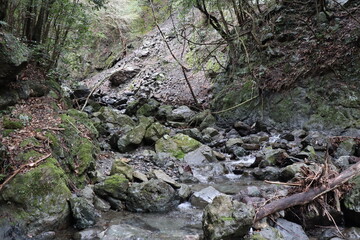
[254,161,360,222]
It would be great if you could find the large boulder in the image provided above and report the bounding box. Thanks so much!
[0,158,71,235]
[126,179,180,212]
[109,65,140,86]
[69,196,98,230]
[110,159,134,181]
[0,31,29,86]
[202,195,255,240]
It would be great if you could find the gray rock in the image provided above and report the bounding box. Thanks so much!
[156,105,173,120]
[252,166,281,181]
[136,99,160,117]
[151,169,180,188]
[133,171,149,182]
[226,138,244,149]
[190,186,223,208]
[169,106,196,121]
[94,196,111,212]
[242,143,261,150]
[203,195,255,240]
[234,121,252,136]
[184,145,217,166]
[263,148,288,165]
[301,131,328,151]
[280,163,306,181]
[144,122,169,143]
[0,32,29,86]
[69,196,98,230]
[109,65,140,86]
[180,128,203,141]
[98,224,152,240]
[178,184,192,201]
[275,218,309,240]
[333,156,351,170]
[335,139,357,158]
[77,185,95,204]
[73,229,99,240]
[126,179,180,212]
[249,227,284,240]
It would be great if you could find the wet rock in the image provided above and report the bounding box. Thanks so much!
[150,169,180,188]
[335,138,357,158]
[280,132,295,141]
[110,159,134,181]
[252,166,281,181]
[203,195,255,240]
[109,65,140,86]
[226,138,244,149]
[213,151,226,161]
[275,218,309,240]
[292,129,307,139]
[144,122,169,143]
[73,229,99,240]
[94,174,129,200]
[234,121,252,136]
[106,197,125,211]
[94,196,111,212]
[248,227,284,240]
[190,186,223,209]
[98,224,152,240]
[242,143,261,151]
[126,179,180,212]
[155,133,201,159]
[178,184,192,201]
[168,105,196,122]
[69,196,98,230]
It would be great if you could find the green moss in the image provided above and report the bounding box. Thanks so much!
[17,150,42,163]
[1,158,71,216]
[155,134,201,159]
[19,137,41,148]
[71,138,96,175]
[220,216,236,221]
[2,129,14,136]
[2,117,23,129]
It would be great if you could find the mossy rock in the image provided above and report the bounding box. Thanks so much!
[110,159,134,181]
[155,133,201,159]
[16,150,42,164]
[19,137,41,148]
[0,158,71,233]
[2,117,23,129]
[71,138,96,175]
[144,122,169,143]
[94,174,129,200]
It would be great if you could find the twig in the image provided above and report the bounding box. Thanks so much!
[212,95,258,114]
[264,180,302,186]
[0,153,52,191]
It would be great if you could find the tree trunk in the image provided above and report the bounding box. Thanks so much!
[254,161,360,222]
[0,0,8,21]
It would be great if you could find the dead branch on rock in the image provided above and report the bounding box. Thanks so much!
[254,160,360,223]
[0,152,52,191]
